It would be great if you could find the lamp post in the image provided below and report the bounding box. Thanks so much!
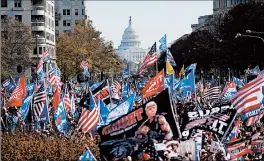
[35,34,39,83]
[235,33,264,44]
[246,30,264,35]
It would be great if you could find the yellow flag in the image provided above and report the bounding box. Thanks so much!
[179,64,184,79]
[166,61,175,75]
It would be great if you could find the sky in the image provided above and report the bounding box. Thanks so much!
[87,1,213,49]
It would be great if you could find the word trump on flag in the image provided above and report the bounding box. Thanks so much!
[141,70,164,98]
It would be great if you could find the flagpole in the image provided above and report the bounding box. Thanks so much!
[221,112,238,142]
[43,77,50,127]
[155,61,158,75]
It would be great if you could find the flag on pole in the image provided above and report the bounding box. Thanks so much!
[179,65,184,79]
[77,92,99,133]
[7,74,27,107]
[166,61,175,75]
[80,60,90,78]
[138,42,158,74]
[166,50,176,67]
[159,34,167,51]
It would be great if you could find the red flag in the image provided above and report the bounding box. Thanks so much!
[7,74,26,107]
[141,70,164,98]
[52,87,61,112]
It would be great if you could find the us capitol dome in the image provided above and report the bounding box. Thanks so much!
[115,16,147,73]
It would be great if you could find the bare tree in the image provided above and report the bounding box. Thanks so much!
[1,17,33,79]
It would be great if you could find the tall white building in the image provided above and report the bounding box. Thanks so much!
[54,0,88,35]
[1,0,56,80]
[115,16,147,72]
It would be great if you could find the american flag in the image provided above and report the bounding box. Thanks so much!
[77,107,99,134]
[64,93,71,112]
[80,60,89,70]
[111,80,122,100]
[48,68,62,91]
[33,84,46,120]
[40,50,49,63]
[246,115,258,126]
[211,113,230,122]
[231,75,264,114]
[138,42,158,74]
[184,118,207,130]
[202,86,220,102]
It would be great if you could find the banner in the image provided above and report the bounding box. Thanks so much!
[141,70,164,98]
[98,89,179,160]
[180,103,236,140]
[92,80,111,105]
[105,94,135,124]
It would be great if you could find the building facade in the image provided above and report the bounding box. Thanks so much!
[1,0,56,81]
[191,15,214,32]
[191,0,263,32]
[54,0,88,36]
[115,16,147,73]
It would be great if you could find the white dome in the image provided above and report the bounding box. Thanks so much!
[118,16,142,50]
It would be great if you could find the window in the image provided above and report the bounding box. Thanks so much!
[15,15,22,22]
[1,0,7,7]
[63,9,66,15]
[51,20,54,31]
[39,47,42,55]
[55,20,58,26]
[75,9,78,15]
[63,20,71,26]
[55,30,59,35]
[52,6,54,17]
[33,47,37,55]
[14,0,22,7]
[82,9,84,15]
[67,9,70,15]
[1,15,7,22]
[63,30,71,33]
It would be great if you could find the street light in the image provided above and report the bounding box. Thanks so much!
[35,34,39,58]
[246,30,264,35]
[235,33,264,44]
[34,34,39,83]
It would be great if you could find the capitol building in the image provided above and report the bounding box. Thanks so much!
[115,16,147,73]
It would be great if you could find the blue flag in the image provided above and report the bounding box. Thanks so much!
[122,82,129,99]
[177,70,195,97]
[2,78,16,93]
[184,63,197,75]
[26,83,35,96]
[233,77,245,89]
[99,99,109,123]
[39,104,49,123]
[19,95,32,121]
[54,101,69,134]
[90,81,101,91]
[165,74,174,94]
[246,65,260,75]
[106,93,135,123]
[159,34,167,51]
[166,50,176,67]
[121,64,129,76]
[78,148,97,161]
[83,69,91,78]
